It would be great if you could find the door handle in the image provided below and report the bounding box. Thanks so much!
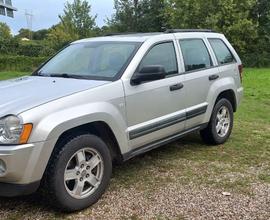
[170,83,184,91]
[209,74,219,81]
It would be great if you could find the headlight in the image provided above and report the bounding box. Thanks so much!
[0,115,32,145]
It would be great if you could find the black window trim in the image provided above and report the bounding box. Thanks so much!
[179,38,214,74]
[208,38,237,66]
[131,40,180,84]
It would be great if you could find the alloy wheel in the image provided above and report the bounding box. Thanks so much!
[64,147,104,199]
[215,106,231,138]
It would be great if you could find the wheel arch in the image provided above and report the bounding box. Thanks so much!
[52,121,124,164]
[215,89,237,112]
[39,120,124,191]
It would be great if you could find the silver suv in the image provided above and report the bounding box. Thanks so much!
[0,30,243,211]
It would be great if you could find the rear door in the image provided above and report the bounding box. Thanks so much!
[176,36,220,129]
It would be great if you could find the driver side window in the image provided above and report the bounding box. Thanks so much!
[139,42,178,76]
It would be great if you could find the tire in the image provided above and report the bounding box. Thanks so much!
[200,98,234,145]
[43,134,112,212]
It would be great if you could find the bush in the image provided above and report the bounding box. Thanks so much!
[17,42,46,57]
[17,41,55,57]
[0,38,20,55]
[0,56,48,72]
[0,38,56,58]
[242,52,270,68]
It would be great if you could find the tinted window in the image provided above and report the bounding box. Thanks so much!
[180,39,212,72]
[209,39,235,64]
[139,42,178,76]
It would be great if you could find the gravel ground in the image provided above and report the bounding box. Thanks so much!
[73,183,270,220]
[0,181,269,220]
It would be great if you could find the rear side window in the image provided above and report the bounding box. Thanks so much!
[139,42,178,76]
[209,39,235,65]
[179,39,212,72]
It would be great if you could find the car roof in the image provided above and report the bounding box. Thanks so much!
[73,30,223,44]
[73,33,164,43]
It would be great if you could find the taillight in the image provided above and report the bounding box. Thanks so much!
[238,64,243,83]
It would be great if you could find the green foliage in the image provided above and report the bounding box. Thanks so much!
[0,37,54,57]
[108,0,270,67]
[0,37,19,55]
[15,28,49,41]
[108,0,166,32]
[0,56,47,72]
[46,23,79,51]
[17,41,55,57]
[47,0,97,51]
[16,28,32,39]
[0,22,12,40]
[59,0,97,38]
[245,0,270,67]
[166,0,258,55]
[1,0,269,68]
[33,29,49,40]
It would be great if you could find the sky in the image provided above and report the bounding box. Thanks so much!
[0,0,114,35]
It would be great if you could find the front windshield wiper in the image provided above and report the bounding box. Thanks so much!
[49,73,73,78]
[38,73,88,79]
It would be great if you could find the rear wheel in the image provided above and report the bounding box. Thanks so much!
[200,98,234,145]
[44,134,112,212]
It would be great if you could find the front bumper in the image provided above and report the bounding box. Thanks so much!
[0,139,54,184]
[0,138,57,197]
[0,141,51,197]
[0,144,35,181]
[0,143,44,196]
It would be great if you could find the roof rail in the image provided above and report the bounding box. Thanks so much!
[104,32,139,36]
[165,29,215,33]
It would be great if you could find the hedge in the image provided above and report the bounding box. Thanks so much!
[0,56,48,72]
[17,41,55,57]
[242,52,270,68]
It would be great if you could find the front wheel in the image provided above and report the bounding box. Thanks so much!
[200,98,234,145]
[44,134,112,212]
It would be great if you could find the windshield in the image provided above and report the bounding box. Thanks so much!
[37,41,141,80]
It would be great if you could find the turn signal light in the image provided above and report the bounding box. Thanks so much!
[19,124,33,144]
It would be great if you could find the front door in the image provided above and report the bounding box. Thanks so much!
[123,41,187,149]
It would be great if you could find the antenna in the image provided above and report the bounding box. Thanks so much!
[25,9,33,40]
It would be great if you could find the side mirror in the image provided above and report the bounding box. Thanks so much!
[131,65,166,85]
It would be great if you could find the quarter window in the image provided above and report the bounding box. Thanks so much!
[139,42,178,76]
[179,39,212,72]
[209,39,235,64]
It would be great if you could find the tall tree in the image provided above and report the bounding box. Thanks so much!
[0,22,19,55]
[108,0,139,32]
[108,0,166,32]
[251,0,270,35]
[59,0,97,38]
[165,0,258,55]
[47,0,97,50]
[138,0,166,32]
[0,22,12,40]
[47,23,79,50]
[248,0,270,66]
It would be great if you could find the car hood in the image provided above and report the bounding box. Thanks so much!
[0,76,110,117]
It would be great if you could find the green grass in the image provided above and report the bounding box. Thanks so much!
[0,68,269,219]
[0,71,29,80]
